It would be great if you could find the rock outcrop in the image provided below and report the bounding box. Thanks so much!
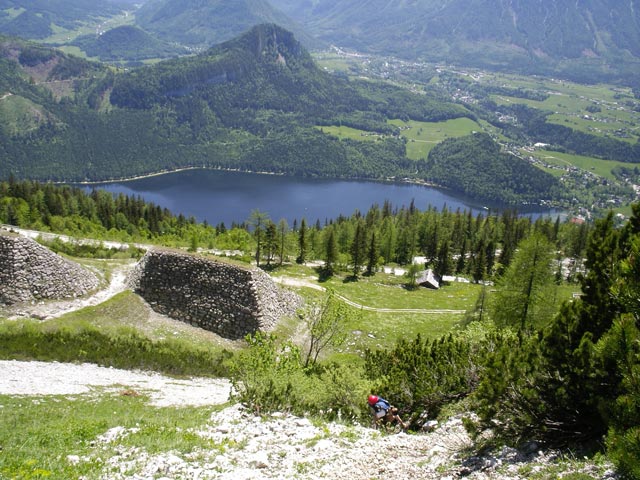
[129,248,302,339]
[0,231,100,305]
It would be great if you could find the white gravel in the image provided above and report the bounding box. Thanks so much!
[0,360,232,407]
[0,360,618,480]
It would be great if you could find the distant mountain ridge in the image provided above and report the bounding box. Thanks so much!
[0,0,128,39]
[135,0,316,50]
[271,0,640,83]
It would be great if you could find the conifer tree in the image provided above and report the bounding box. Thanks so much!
[491,232,556,331]
[249,209,270,268]
[350,220,367,277]
[366,231,379,276]
[323,227,338,277]
[278,219,288,266]
[296,218,308,264]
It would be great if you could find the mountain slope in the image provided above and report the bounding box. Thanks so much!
[0,27,573,207]
[271,0,640,83]
[71,25,185,62]
[134,0,316,50]
[0,0,127,40]
[0,27,467,184]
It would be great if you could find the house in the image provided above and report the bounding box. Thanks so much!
[416,269,441,290]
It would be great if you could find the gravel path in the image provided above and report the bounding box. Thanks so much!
[0,360,232,407]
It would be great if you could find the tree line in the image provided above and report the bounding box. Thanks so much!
[0,179,590,283]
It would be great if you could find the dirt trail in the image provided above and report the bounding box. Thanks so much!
[273,276,466,314]
[3,261,136,321]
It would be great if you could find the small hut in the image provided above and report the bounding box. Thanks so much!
[416,269,441,289]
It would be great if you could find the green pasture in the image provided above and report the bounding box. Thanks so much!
[531,149,631,181]
[547,112,638,143]
[315,117,483,160]
[316,125,379,141]
[43,11,136,44]
[488,73,639,144]
[57,45,91,59]
[314,53,359,73]
[389,118,482,159]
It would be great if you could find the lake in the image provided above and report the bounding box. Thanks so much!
[84,169,560,226]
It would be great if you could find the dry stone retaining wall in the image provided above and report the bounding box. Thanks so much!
[129,249,302,339]
[0,231,100,305]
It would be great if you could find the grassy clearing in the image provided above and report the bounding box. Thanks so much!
[0,95,51,136]
[0,393,224,480]
[43,11,136,44]
[389,118,482,159]
[315,125,379,141]
[313,53,360,73]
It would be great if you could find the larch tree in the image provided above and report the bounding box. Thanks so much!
[249,209,270,268]
[491,232,556,331]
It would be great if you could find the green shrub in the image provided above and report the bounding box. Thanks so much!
[364,333,480,426]
[607,427,640,480]
[229,332,372,422]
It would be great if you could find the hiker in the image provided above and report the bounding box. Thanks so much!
[367,394,407,429]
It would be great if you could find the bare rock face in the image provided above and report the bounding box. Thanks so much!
[0,231,100,305]
[128,248,303,339]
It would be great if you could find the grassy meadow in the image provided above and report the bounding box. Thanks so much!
[315,118,482,161]
[529,149,632,181]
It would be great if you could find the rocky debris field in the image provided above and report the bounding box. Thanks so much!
[0,361,618,479]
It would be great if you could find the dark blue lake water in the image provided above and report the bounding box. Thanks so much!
[84,169,559,226]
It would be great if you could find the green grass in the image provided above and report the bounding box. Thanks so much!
[0,95,53,136]
[489,76,640,144]
[0,289,236,377]
[316,125,379,141]
[313,116,483,161]
[0,393,225,480]
[43,11,136,45]
[272,265,480,351]
[531,149,632,181]
[313,52,361,73]
[389,118,482,159]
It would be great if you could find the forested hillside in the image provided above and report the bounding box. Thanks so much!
[71,25,185,62]
[0,0,128,40]
[420,133,562,205]
[272,0,640,84]
[0,25,635,210]
[0,27,491,194]
[134,0,314,50]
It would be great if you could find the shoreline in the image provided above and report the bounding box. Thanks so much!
[70,165,445,191]
[61,166,559,212]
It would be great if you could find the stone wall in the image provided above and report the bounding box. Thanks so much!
[0,231,100,305]
[129,249,303,339]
